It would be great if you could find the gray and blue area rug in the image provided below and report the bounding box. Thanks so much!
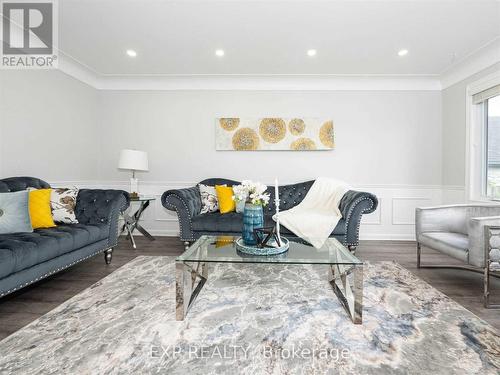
[0,256,498,374]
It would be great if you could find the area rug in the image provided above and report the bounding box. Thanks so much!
[0,256,498,374]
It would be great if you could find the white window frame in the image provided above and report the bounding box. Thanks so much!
[465,71,500,202]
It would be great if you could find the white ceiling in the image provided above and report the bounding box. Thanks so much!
[59,0,500,76]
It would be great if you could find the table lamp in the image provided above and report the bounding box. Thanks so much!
[118,149,149,198]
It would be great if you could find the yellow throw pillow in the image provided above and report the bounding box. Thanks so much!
[29,189,56,229]
[215,185,236,214]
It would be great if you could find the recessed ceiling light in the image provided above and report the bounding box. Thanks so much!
[398,49,409,57]
[307,49,317,57]
[126,49,137,57]
[215,49,225,57]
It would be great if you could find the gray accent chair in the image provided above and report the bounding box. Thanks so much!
[0,177,130,298]
[162,178,378,251]
[416,204,500,308]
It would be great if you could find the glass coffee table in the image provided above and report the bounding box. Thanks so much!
[175,235,364,324]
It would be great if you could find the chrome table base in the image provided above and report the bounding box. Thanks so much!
[176,261,208,321]
[329,263,363,324]
[121,200,155,249]
[176,261,364,324]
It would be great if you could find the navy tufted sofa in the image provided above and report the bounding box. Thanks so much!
[0,177,129,298]
[162,178,378,250]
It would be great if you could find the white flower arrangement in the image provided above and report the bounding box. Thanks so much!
[233,180,270,206]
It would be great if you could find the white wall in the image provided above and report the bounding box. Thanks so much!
[93,89,442,239]
[98,90,442,185]
[441,62,500,203]
[1,69,446,240]
[0,70,100,181]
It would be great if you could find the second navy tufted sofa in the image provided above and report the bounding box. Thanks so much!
[162,178,378,250]
[0,177,129,298]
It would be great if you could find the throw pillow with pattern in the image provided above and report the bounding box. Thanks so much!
[198,184,225,214]
[50,188,79,224]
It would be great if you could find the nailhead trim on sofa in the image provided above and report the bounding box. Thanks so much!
[343,196,374,246]
[163,194,196,242]
[0,177,130,298]
[0,246,112,298]
[162,179,378,246]
[0,196,128,298]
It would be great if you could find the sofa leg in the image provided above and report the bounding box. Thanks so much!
[183,241,190,251]
[104,248,113,265]
[417,242,421,268]
[348,245,356,253]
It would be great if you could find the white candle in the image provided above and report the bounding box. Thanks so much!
[274,178,279,206]
[274,178,281,245]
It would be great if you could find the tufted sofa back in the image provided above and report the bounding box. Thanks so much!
[75,189,129,226]
[198,178,315,215]
[0,177,50,192]
[266,180,314,214]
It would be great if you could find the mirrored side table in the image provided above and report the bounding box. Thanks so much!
[121,197,156,249]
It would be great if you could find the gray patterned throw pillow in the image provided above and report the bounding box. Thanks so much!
[198,184,224,214]
[50,188,79,224]
[0,190,33,234]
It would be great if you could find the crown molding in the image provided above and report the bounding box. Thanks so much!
[56,56,441,91]
[440,38,500,90]
[55,38,500,92]
[57,53,100,89]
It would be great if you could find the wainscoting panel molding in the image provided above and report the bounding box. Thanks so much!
[51,181,455,241]
[391,197,432,225]
[442,186,466,204]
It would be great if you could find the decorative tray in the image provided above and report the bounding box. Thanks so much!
[235,236,289,256]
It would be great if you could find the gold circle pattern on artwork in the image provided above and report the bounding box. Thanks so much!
[219,118,240,131]
[259,118,286,143]
[288,118,306,136]
[232,128,260,150]
[319,121,334,148]
[291,138,317,150]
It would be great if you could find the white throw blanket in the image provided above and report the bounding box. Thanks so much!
[274,177,350,249]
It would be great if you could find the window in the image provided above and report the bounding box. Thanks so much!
[485,94,500,199]
[466,75,500,202]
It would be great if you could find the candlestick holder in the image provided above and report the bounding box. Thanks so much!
[274,199,282,247]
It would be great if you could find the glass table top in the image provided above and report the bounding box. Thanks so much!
[177,235,362,265]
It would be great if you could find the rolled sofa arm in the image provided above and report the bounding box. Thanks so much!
[75,189,130,248]
[161,186,202,242]
[339,190,378,246]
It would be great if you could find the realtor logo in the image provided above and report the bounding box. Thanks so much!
[1,0,58,68]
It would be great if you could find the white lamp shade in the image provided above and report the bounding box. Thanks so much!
[118,149,149,171]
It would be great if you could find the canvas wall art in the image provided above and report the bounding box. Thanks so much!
[215,118,334,151]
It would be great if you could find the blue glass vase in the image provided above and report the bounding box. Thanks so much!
[242,203,264,246]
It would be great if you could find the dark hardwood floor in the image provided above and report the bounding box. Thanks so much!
[0,237,498,340]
